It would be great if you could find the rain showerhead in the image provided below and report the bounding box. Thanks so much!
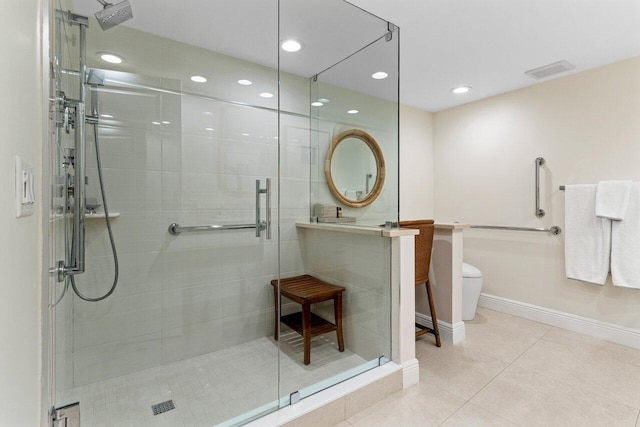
[94,0,133,31]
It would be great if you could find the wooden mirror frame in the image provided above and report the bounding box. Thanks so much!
[324,129,386,208]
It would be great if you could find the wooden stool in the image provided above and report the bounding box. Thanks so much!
[271,275,345,365]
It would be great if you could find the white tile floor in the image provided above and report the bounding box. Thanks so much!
[338,308,640,427]
[57,329,366,427]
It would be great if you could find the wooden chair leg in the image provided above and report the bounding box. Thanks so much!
[425,280,441,347]
[273,286,279,341]
[302,303,311,365]
[334,294,345,352]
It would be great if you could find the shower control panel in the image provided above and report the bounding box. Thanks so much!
[15,156,35,218]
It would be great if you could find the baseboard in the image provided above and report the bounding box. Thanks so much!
[401,358,419,388]
[478,293,640,350]
[415,313,466,344]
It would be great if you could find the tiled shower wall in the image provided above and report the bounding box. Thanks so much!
[58,31,311,387]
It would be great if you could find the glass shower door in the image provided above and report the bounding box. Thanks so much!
[49,1,283,426]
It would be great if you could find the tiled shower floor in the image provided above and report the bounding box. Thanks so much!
[57,330,367,427]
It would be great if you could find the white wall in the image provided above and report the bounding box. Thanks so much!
[397,105,435,318]
[0,2,43,426]
[434,56,640,330]
[399,105,434,220]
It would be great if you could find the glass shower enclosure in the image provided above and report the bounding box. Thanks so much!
[48,1,399,425]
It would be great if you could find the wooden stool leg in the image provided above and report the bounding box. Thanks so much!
[273,286,279,341]
[334,294,345,352]
[425,280,441,347]
[302,303,311,365]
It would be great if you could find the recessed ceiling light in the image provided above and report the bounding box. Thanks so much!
[238,79,253,86]
[242,133,250,136]
[100,114,113,118]
[190,75,207,83]
[260,92,274,98]
[451,86,472,94]
[371,71,388,80]
[162,121,170,124]
[281,39,302,52]
[99,53,124,64]
[318,98,330,103]
[151,121,161,125]
[205,127,215,131]
[347,109,359,114]
[311,101,324,107]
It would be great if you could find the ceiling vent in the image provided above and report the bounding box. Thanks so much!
[525,60,575,80]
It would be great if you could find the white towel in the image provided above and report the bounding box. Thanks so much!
[564,185,611,285]
[611,183,640,289]
[595,180,632,220]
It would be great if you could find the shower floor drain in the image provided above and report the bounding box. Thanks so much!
[151,400,175,416]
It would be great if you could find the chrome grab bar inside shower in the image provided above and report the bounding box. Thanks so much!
[168,222,266,236]
[169,177,272,237]
[470,224,562,235]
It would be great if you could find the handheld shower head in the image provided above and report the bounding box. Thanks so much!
[94,0,133,31]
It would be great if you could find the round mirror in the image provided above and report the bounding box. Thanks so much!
[325,129,385,208]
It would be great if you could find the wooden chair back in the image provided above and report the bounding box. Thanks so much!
[399,220,435,285]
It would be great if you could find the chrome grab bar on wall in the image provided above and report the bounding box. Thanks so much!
[535,157,545,218]
[168,223,265,236]
[471,224,562,235]
[169,177,272,237]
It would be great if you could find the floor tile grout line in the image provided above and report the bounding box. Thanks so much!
[512,328,640,413]
[435,398,471,427]
[447,326,550,427]
[507,327,551,369]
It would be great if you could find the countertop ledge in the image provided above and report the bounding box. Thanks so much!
[434,222,470,230]
[296,221,470,237]
[296,221,419,237]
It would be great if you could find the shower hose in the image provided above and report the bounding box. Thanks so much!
[52,123,119,305]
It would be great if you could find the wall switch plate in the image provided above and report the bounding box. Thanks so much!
[16,156,35,218]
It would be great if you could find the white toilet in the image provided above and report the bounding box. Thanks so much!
[462,262,483,321]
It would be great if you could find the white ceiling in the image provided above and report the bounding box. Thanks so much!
[348,0,640,111]
[73,0,640,112]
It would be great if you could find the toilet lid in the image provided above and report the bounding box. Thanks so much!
[463,262,482,278]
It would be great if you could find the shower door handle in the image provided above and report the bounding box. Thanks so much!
[255,178,272,239]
